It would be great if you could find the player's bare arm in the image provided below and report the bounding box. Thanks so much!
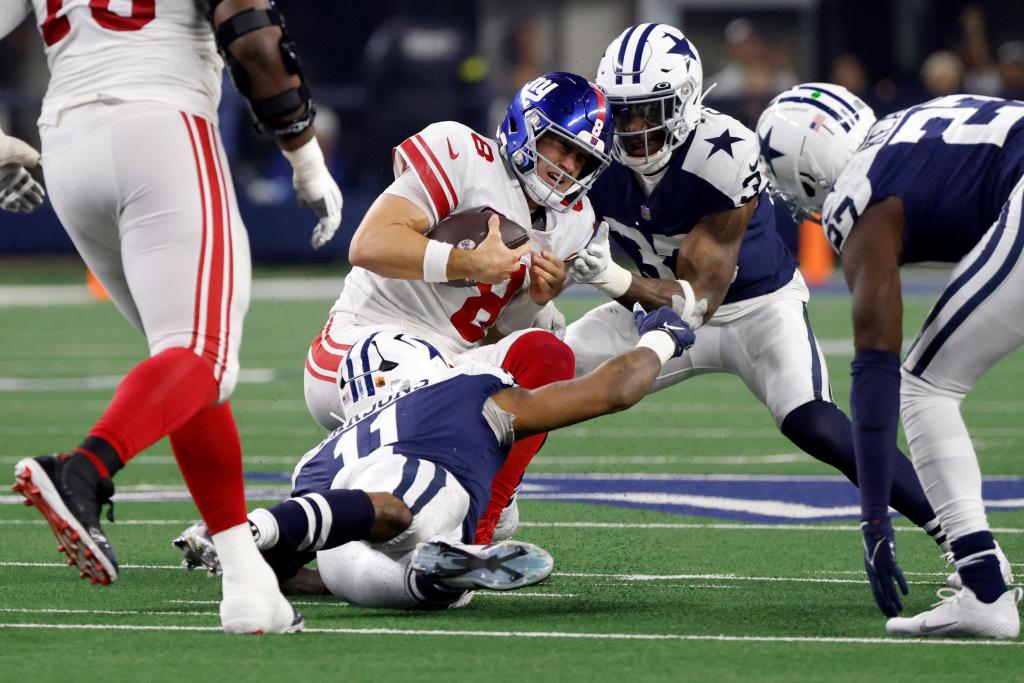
[839,197,905,354]
[349,195,528,283]
[491,347,664,438]
[209,0,343,247]
[674,198,754,321]
[210,0,313,151]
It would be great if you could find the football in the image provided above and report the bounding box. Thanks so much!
[426,211,529,287]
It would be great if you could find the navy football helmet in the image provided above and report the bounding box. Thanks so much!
[497,72,613,211]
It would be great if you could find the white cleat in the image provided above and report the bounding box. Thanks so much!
[220,575,304,635]
[491,498,520,543]
[945,543,1013,589]
[410,539,553,591]
[886,586,1022,639]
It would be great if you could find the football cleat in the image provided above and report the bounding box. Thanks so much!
[886,586,1022,639]
[490,497,520,543]
[173,522,222,576]
[945,543,1014,589]
[13,455,118,585]
[410,539,554,591]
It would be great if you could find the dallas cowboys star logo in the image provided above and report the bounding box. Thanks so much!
[664,33,697,60]
[704,129,743,158]
[759,127,784,174]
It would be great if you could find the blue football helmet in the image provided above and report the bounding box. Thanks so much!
[497,72,613,211]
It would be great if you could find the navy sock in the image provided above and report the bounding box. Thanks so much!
[952,531,1007,603]
[269,489,376,553]
[780,399,938,529]
[849,350,901,522]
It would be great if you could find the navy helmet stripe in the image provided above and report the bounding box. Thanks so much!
[802,304,824,400]
[392,457,421,502]
[776,97,853,131]
[909,202,1024,377]
[409,465,448,515]
[359,332,379,397]
[630,23,658,83]
[344,351,358,400]
[615,24,641,84]
[797,84,858,115]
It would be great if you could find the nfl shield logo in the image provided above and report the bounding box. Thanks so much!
[640,205,652,221]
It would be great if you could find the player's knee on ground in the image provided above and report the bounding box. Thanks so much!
[367,492,413,542]
[503,330,575,389]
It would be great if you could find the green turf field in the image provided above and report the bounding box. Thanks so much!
[1,275,1023,681]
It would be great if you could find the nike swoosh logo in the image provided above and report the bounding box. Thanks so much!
[447,139,460,160]
[749,160,758,172]
[919,621,958,633]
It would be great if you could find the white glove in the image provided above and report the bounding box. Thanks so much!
[282,137,343,249]
[568,221,632,297]
[0,132,45,213]
[531,301,566,340]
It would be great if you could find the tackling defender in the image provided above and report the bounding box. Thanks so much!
[302,72,614,543]
[758,84,1023,638]
[4,0,342,634]
[176,304,696,608]
[556,24,946,586]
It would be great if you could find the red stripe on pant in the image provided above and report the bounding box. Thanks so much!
[193,116,228,376]
[305,316,351,382]
[181,113,209,358]
[474,331,576,543]
[206,119,236,383]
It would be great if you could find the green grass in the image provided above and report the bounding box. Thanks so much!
[1,279,1023,681]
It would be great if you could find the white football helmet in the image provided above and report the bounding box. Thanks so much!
[338,330,451,419]
[596,23,708,174]
[755,83,876,216]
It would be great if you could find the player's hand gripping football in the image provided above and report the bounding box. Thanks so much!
[471,214,531,285]
[568,221,612,284]
[632,298,696,358]
[861,517,909,617]
[283,137,343,249]
[0,131,45,213]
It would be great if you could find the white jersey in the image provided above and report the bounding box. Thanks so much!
[333,121,596,351]
[22,0,222,126]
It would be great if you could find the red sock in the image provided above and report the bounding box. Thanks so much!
[475,331,575,543]
[169,400,247,534]
[89,347,218,464]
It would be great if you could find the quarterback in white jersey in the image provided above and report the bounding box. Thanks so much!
[3,0,342,635]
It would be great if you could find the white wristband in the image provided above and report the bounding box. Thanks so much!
[596,260,633,298]
[423,239,453,283]
[281,137,326,182]
[636,330,677,366]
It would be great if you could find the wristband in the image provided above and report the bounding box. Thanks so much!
[636,330,677,365]
[281,137,326,182]
[596,260,633,298]
[423,239,453,283]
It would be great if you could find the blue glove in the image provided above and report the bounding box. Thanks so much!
[861,517,909,617]
[632,302,696,358]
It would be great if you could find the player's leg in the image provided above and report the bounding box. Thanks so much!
[723,298,940,532]
[893,183,1024,631]
[462,329,574,543]
[303,314,352,430]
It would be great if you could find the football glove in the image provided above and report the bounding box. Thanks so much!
[531,301,566,340]
[632,299,696,358]
[862,517,909,617]
[283,137,343,249]
[568,222,632,297]
[0,164,45,213]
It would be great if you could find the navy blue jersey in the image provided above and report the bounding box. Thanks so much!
[291,365,514,535]
[823,95,1024,263]
[590,108,797,304]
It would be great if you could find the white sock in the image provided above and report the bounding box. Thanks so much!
[248,508,280,550]
[212,522,274,584]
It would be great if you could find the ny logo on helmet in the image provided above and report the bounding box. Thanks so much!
[521,77,559,105]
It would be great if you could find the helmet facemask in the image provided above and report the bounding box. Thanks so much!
[509,107,612,212]
[609,77,703,174]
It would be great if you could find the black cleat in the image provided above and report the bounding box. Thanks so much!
[13,455,119,584]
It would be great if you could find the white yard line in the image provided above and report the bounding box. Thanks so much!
[0,621,1018,646]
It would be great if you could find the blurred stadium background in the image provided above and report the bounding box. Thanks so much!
[1,0,1022,268]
